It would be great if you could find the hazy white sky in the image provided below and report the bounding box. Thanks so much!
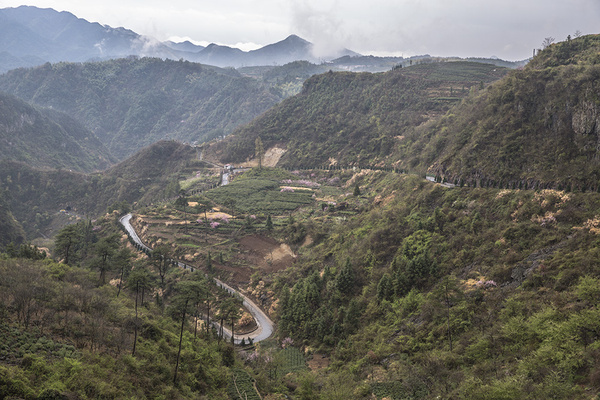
[1,0,598,60]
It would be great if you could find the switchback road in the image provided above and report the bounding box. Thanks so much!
[119,213,274,344]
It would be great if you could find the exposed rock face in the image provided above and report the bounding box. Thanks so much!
[572,101,600,136]
[572,97,600,158]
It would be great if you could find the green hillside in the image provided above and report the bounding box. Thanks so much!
[0,57,281,159]
[0,188,25,245]
[210,61,508,168]
[270,170,600,399]
[0,91,114,172]
[0,140,203,241]
[399,34,600,189]
[90,163,600,399]
[0,216,236,399]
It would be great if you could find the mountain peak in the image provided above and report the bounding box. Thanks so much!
[283,34,310,44]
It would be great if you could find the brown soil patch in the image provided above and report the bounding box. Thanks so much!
[134,215,292,293]
[301,235,313,247]
[279,186,313,191]
[263,146,287,167]
[238,145,287,168]
[239,234,295,275]
[205,212,232,220]
[307,354,330,371]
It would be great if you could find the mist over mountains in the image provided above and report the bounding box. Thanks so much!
[0,5,358,73]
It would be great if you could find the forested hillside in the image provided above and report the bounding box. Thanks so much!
[0,216,241,399]
[0,57,282,159]
[0,188,25,245]
[0,91,114,172]
[399,34,600,189]
[268,170,600,399]
[209,62,508,167]
[0,141,200,242]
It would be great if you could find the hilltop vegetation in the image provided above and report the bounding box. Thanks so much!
[400,34,600,189]
[102,163,600,399]
[0,57,282,159]
[210,62,508,168]
[0,91,114,172]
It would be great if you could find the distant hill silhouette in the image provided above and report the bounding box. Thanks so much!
[0,6,358,72]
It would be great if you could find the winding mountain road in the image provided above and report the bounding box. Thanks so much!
[119,213,274,344]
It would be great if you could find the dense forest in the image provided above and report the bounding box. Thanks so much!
[0,58,282,159]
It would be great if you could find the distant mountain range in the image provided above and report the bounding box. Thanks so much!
[0,6,358,72]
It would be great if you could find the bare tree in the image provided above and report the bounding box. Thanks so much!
[574,30,582,38]
[170,279,206,384]
[542,37,555,49]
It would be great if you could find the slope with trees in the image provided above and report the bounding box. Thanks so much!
[399,34,600,189]
[0,57,282,159]
[0,140,202,241]
[3,28,600,400]
[0,215,245,399]
[209,61,508,168]
[0,91,114,172]
[264,169,600,399]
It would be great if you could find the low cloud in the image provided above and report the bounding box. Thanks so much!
[132,35,164,56]
[291,0,349,59]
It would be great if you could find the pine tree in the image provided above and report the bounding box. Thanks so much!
[377,273,393,302]
[336,258,355,295]
[54,224,81,265]
[255,136,265,169]
[206,251,213,272]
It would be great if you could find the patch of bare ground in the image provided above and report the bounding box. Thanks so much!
[134,213,293,325]
[307,353,330,371]
[236,145,287,168]
[239,234,295,275]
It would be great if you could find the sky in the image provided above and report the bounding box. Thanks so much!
[1,0,599,60]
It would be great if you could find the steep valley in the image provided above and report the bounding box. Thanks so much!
[2,34,600,400]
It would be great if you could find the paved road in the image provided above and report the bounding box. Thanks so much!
[119,213,274,344]
[213,278,273,343]
[426,175,456,188]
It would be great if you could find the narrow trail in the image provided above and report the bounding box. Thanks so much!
[119,213,274,344]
